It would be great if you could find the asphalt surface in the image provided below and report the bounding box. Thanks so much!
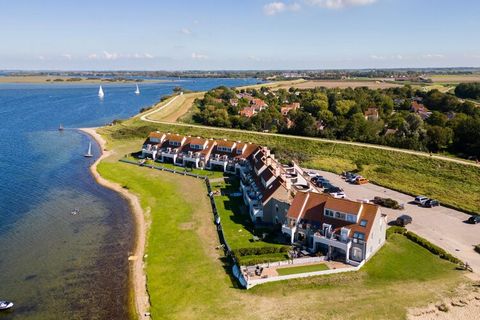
[306,169,480,275]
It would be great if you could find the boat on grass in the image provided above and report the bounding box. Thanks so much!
[0,301,14,311]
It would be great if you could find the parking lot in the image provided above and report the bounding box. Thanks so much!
[306,169,480,276]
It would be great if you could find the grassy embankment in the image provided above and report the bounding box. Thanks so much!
[95,142,465,319]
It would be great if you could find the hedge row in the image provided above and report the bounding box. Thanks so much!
[387,227,461,264]
[237,253,289,266]
[233,246,289,257]
[475,244,480,254]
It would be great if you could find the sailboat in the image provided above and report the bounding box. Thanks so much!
[135,84,140,95]
[84,142,93,158]
[98,85,105,99]
[58,124,64,131]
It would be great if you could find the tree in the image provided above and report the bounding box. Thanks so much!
[426,126,453,152]
[335,99,356,116]
[455,82,480,100]
[291,111,317,137]
[426,111,448,127]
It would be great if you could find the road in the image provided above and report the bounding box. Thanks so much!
[306,169,480,275]
[140,92,480,168]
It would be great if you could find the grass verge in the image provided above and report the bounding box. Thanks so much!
[277,263,329,276]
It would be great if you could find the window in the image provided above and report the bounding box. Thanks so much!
[353,232,365,240]
[360,219,368,227]
[237,149,242,155]
[275,204,279,213]
[324,209,334,217]
[347,214,356,223]
[335,212,346,220]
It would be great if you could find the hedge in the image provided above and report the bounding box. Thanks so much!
[237,253,289,266]
[475,244,480,254]
[387,226,461,264]
[232,246,290,257]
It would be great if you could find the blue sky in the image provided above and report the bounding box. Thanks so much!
[1,0,480,70]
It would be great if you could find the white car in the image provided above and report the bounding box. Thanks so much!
[414,196,429,205]
[306,171,318,178]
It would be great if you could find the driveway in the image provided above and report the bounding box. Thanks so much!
[305,169,480,275]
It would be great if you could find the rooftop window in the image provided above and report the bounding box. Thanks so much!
[353,232,365,240]
[360,219,368,227]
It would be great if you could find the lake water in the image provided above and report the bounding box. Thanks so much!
[0,78,261,319]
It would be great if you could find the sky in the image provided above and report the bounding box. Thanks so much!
[1,0,480,70]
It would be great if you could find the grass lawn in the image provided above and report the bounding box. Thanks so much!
[212,177,285,250]
[277,263,329,276]
[96,156,466,319]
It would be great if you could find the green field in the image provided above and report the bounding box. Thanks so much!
[99,122,480,214]
[96,158,465,319]
[276,263,329,275]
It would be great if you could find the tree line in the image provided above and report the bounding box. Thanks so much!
[192,85,480,159]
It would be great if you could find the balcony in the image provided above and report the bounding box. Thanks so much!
[313,231,350,251]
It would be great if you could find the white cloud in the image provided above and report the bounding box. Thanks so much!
[248,55,261,61]
[306,0,377,9]
[191,52,208,60]
[103,51,118,60]
[144,53,154,59]
[38,55,45,60]
[62,54,72,60]
[422,54,445,59]
[263,2,300,16]
[88,53,98,60]
[181,28,192,35]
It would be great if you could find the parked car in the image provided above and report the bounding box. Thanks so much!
[396,215,412,227]
[467,215,480,224]
[424,199,439,208]
[346,174,360,183]
[306,171,318,178]
[414,196,429,205]
[355,177,369,185]
[324,187,346,199]
[311,175,324,183]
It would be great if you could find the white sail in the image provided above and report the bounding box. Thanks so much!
[135,84,140,95]
[98,85,104,98]
[85,142,93,157]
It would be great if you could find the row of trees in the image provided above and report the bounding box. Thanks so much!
[192,85,480,159]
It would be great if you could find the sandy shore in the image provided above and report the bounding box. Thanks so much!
[79,127,150,319]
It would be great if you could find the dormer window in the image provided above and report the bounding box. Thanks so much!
[236,149,242,155]
[353,232,365,240]
[347,214,356,223]
[360,219,368,227]
[170,141,181,147]
[324,209,334,218]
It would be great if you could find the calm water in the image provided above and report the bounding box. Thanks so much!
[0,78,260,319]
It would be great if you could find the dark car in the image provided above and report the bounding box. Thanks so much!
[395,215,412,227]
[467,215,480,224]
[424,199,440,208]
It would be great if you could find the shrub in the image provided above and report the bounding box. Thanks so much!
[237,253,289,266]
[386,226,406,238]
[232,246,289,257]
[475,244,480,254]
[404,231,461,264]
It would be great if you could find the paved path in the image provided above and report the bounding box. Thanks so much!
[140,93,480,168]
[306,169,480,275]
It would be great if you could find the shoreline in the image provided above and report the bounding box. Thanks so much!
[0,75,171,84]
[79,127,150,319]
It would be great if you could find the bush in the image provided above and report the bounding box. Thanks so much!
[404,231,461,264]
[374,197,401,209]
[237,253,289,266]
[475,244,480,254]
[386,226,406,239]
[232,246,289,257]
